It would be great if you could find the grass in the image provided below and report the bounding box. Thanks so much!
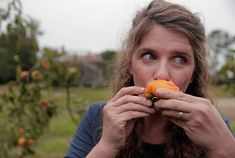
[209,85,235,97]
[25,87,112,158]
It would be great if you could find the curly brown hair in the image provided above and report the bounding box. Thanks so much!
[111,0,210,157]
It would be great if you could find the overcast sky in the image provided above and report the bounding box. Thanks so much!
[21,0,235,54]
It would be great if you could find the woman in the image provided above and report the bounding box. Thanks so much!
[65,0,235,157]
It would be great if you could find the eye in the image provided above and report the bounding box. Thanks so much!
[174,56,187,65]
[142,52,156,62]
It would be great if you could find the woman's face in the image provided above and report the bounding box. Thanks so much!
[130,24,195,92]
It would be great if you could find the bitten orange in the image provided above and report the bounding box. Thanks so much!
[144,79,180,101]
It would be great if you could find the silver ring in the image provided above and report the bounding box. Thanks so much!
[178,111,184,118]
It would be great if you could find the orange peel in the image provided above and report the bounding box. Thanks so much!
[144,79,180,101]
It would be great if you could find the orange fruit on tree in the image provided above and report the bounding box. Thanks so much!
[40,99,48,107]
[144,79,180,101]
[18,137,26,147]
[31,70,42,81]
[42,58,50,69]
[20,71,29,80]
[28,138,35,145]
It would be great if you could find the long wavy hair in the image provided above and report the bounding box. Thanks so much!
[110,0,211,157]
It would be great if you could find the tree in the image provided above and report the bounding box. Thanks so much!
[0,47,82,157]
[0,0,41,84]
[0,1,84,157]
[100,50,117,83]
[216,48,235,92]
[207,29,235,93]
[207,30,234,75]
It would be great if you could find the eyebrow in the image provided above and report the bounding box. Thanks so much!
[136,47,193,58]
[135,48,157,55]
[173,51,194,58]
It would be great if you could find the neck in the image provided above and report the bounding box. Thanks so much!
[140,111,169,144]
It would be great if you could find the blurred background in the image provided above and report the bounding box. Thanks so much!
[0,0,234,157]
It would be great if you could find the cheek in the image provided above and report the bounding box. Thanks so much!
[132,68,146,86]
[177,79,191,92]
[174,70,194,92]
[131,63,152,87]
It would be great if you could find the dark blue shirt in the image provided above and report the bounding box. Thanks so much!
[64,102,234,158]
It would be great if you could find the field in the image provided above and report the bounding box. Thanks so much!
[1,86,234,158]
[210,87,235,130]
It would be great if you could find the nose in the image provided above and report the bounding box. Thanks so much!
[153,60,170,81]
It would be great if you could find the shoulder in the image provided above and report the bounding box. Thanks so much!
[64,102,105,157]
[80,101,105,129]
[85,102,105,143]
[77,101,105,131]
[86,101,105,118]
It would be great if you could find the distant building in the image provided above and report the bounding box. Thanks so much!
[57,54,79,66]
[58,53,104,87]
[78,53,103,65]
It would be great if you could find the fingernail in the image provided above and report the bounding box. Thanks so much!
[156,89,162,94]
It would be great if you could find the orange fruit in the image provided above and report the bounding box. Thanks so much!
[20,71,29,80]
[40,99,48,107]
[144,79,180,101]
[31,70,42,81]
[28,138,35,145]
[42,58,49,69]
[18,137,26,147]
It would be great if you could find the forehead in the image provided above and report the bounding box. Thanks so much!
[137,24,193,54]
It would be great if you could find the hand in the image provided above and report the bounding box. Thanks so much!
[154,89,235,156]
[99,86,154,154]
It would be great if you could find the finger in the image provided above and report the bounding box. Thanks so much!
[116,102,155,114]
[108,86,145,103]
[161,109,190,121]
[120,111,151,122]
[154,88,198,103]
[112,95,152,107]
[155,99,192,112]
